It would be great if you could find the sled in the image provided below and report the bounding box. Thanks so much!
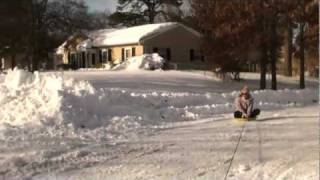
[232,117,256,125]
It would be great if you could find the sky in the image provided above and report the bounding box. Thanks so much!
[84,0,118,13]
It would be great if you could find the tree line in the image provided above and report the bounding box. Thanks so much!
[191,0,318,89]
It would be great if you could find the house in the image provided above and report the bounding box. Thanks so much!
[55,22,208,70]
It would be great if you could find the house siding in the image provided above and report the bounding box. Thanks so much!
[102,44,143,63]
[141,25,209,69]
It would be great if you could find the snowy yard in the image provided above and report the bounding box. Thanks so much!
[0,69,318,180]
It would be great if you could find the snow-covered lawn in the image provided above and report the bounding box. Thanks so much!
[0,69,318,179]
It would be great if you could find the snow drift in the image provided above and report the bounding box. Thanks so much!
[0,68,95,127]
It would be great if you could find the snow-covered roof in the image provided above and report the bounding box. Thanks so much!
[56,29,118,54]
[95,22,201,47]
[87,29,118,39]
[56,41,67,55]
[97,22,177,46]
[56,22,202,52]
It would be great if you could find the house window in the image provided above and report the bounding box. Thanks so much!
[153,47,158,53]
[99,50,103,63]
[102,50,108,63]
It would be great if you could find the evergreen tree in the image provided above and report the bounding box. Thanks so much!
[109,12,145,27]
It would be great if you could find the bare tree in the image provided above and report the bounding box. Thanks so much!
[116,0,183,24]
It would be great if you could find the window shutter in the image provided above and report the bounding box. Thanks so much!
[108,49,112,62]
[166,48,171,61]
[190,49,195,61]
[121,48,125,61]
[132,47,136,56]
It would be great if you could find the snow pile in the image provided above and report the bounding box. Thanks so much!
[113,53,165,71]
[0,69,95,127]
[4,69,36,90]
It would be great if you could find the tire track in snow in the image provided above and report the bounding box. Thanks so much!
[1,142,172,179]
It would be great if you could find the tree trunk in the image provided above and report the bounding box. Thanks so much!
[270,50,277,90]
[260,48,267,90]
[259,0,267,90]
[269,17,278,90]
[285,23,293,76]
[299,24,305,89]
[270,20,277,90]
[149,12,156,23]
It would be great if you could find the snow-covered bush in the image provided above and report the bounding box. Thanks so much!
[113,53,165,71]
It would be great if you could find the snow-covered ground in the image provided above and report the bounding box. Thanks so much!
[0,69,318,180]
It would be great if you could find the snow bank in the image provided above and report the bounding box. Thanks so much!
[113,53,165,71]
[4,68,36,90]
[0,69,317,142]
[0,69,95,127]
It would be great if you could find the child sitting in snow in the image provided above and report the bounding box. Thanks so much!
[234,86,260,118]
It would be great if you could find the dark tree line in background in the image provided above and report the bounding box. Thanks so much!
[0,0,110,71]
[191,0,318,90]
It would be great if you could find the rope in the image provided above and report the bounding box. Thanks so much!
[224,123,246,180]
[257,122,263,180]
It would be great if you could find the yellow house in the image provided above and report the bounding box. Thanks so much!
[55,22,208,69]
